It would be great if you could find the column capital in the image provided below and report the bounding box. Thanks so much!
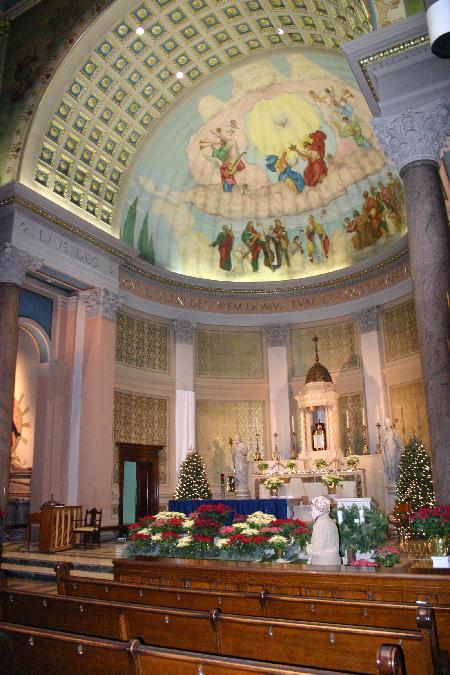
[354,306,380,333]
[79,288,122,321]
[371,98,450,172]
[172,319,195,344]
[0,243,42,285]
[264,324,289,347]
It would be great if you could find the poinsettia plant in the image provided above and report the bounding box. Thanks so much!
[125,509,311,562]
[373,546,400,567]
[411,506,450,539]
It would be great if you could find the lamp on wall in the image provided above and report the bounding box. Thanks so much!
[424,0,450,58]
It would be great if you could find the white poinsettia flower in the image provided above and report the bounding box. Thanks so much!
[241,528,259,535]
[268,535,288,546]
[177,536,192,547]
[139,527,152,535]
[232,522,248,529]
[215,538,230,548]
[247,511,276,525]
[182,519,195,529]
[151,533,163,541]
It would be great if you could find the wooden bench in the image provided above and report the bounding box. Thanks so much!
[55,562,450,654]
[0,589,437,674]
[0,622,406,674]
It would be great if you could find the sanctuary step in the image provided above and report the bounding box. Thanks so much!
[0,541,115,582]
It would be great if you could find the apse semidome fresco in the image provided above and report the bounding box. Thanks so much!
[119,50,407,283]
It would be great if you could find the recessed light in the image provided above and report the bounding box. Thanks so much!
[136,26,145,35]
[176,71,184,79]
[277,27,284,35]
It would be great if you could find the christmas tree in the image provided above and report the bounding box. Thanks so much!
[173,449,212,500]
[396,436,435,511]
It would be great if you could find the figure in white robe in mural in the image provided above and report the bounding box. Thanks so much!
[381,418,404,483]
[307,496,341,566]
[231,435,250,497]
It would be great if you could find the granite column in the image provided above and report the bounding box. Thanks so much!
[372,100,450,503]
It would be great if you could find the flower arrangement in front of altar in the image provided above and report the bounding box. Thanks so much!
[321,474,344,489]
[331,504,388,558]
[263,477,285,491]
[411,506,450,539]
[125,508,311,562]
[373,546,401,567]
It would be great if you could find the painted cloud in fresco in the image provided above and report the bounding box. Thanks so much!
[120,52,407,283]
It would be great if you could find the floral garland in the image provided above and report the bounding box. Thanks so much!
[126,507,311,562]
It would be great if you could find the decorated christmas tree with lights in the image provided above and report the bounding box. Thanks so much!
[173,449,212,500]
[396,436,435,511]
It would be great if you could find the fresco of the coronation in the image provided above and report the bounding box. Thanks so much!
[120,51,407,283]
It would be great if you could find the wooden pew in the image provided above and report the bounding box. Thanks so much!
[0,622,406,675]
[55,562,449,656]
[0,589,436,674]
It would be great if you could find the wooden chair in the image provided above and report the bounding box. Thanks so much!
[72,508,102,548]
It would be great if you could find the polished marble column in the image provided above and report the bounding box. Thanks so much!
[173,320,196,473]
[372,99,450,503]
[0,244,40,511]
[265,325,290,459]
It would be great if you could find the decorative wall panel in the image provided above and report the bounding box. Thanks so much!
[382,300,418,362]
[113,390,168,483]
[115,311,169,371]
[389,381,429,450]
[196,330,263,378]
[291,322,360,376]
[338,392,364,455]
[196,400,265,484]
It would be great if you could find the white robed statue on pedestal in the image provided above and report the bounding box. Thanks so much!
[381,418,403,513]
[381,418,404,484]
[231,435,250,499]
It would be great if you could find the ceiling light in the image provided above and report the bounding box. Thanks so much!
[277,27,284,34]
[135,26,145,35]
[176,71,184,79]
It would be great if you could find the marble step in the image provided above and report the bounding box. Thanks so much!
[1,560,113,581]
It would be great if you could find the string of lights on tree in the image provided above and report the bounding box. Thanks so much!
[173,449,212,500]
[396,437,435,511]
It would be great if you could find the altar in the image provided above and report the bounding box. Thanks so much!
[168,498,288,519]
[252,469,366,501]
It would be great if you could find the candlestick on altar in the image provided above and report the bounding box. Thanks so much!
[376,422,382,454]
[272,432,280,463]
[344,425,352,457]
[254,432,262,461]
[290,431,298,460]
[361,425,369,454]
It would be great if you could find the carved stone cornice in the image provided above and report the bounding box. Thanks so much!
[79,288,122,321]
[371,99,450,171]
[0,243,42,285]
[354,306,380,333]
[265,324,289,347]
[172,319,195,345]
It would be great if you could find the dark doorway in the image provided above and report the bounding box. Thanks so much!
[117,443,163,525]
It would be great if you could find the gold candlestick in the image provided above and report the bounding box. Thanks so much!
[290,431,298,460]
[361,425,369,454]
[344,425,352,457]
[272,432,280,462]
[376,422,382,454]
[254,432,262,462]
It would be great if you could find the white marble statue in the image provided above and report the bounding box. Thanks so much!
[381,417,404,483]
[231,435,250,498]
[306,496,342,566]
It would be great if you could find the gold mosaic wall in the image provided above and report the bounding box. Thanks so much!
[338,392,364,454]
[382,300,418,362]
[389,381,429,450]
[113,390,168,483]
[291,321,360,376]
[115,311,169,371]
[196,330,264,378]
[196,399,265,484]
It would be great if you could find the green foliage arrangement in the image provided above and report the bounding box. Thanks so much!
[314,458,329,471]
[321,474,343,488]
[332,505,388,556]
[173,449,212,500]
[396,437,435,511]
[257,462,269,472]
[347,455,360,469]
